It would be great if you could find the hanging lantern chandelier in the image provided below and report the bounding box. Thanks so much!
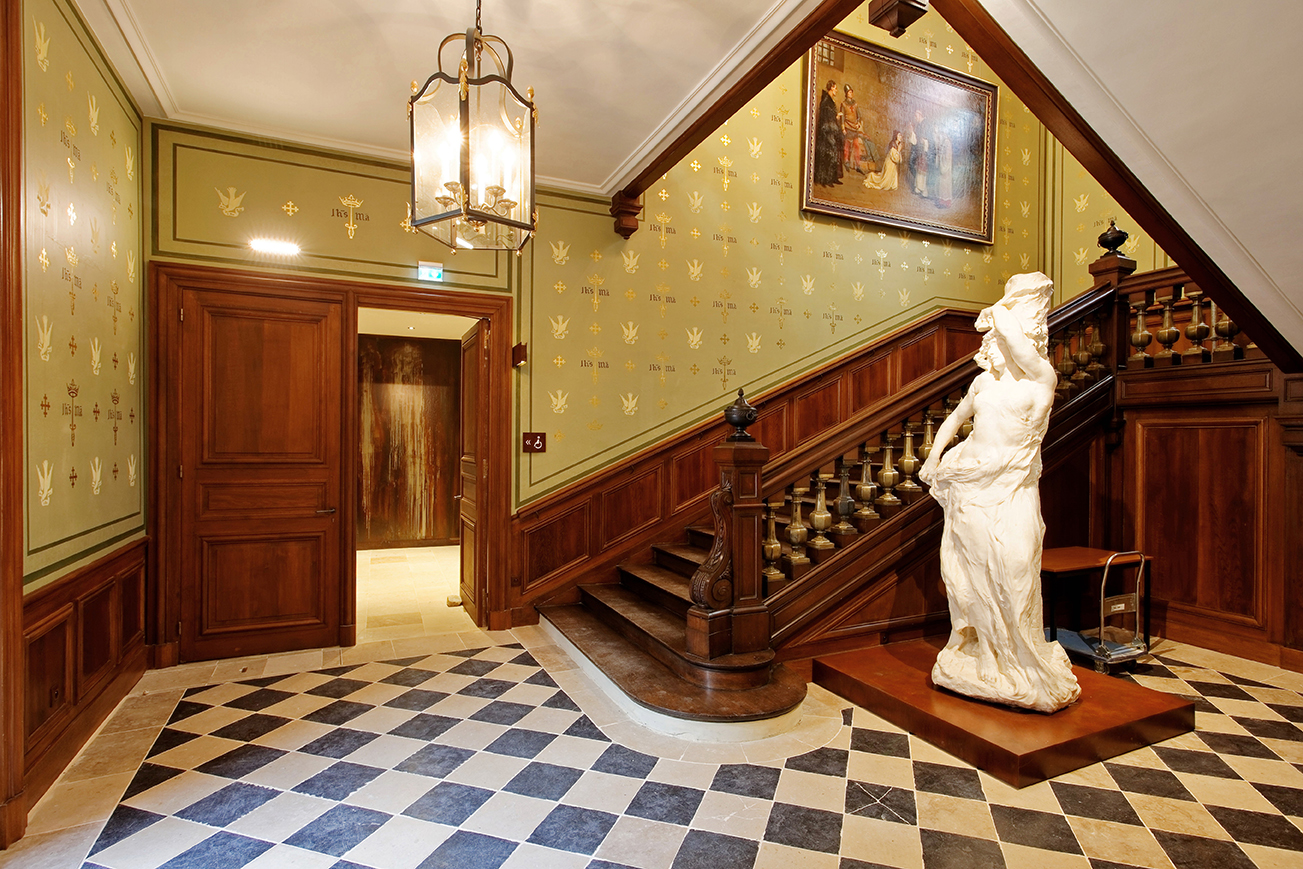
[409,0,536,252]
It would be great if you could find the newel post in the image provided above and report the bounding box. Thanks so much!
[1089,221,1138,374]
[685,390,771,659]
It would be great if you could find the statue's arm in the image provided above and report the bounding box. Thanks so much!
[991,305,1055,387]
[919,389,975,483]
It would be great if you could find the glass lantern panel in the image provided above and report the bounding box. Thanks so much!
[412,77,463,225]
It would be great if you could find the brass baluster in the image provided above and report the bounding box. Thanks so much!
[943,397,961,446]
[1072,321,1092,386]
[807,472,835,561]
[1152,290,1181,366]
[918,410,935,464]
[1182,287,1210,364]
[782,485,810,580]
[1055,332,1078,398]
[875,433,902,517]
[1210,300,1242,363]
[1048,336,1067,400]
[1086,315,1108,380]
[1128,292,1154,368]
[829,457,858,547]
[896,420,922,503]
[853,444,880,533]
[761,498,785,595]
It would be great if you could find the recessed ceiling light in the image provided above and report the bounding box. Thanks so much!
[249,238,300,255]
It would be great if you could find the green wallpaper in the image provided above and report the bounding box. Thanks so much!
[516,7,1045,502]
[23,0,145,586]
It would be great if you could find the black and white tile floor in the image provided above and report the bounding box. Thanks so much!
[7,626,1303,869]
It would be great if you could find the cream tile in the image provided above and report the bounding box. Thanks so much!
[1000,842,1091,869]
[915,791,997,839]
[62,726,159,782]
[1126,792,1231,839]
[101,689,185,733]
[1224,754,1303,788]
[263,650,324,676]
[121,769,231,815]
[1210,697,1290,720]
[0,821,99,869]
[341,814,455,869]
[240,751,336,790]
[25,771,134,836]
[340,705,419,735]
[147,734,244,770]
[1262,738,1303,764]
[251,719,338,751]
[907,735,965,766]
[1240,841,1303,869]
[1175,772,1280,813]
[1051,761,1120,790]
[560,769,643,814]
[210,657,268,682]
[839,814,923,868]
[341,734,428,770]
[648,758,716,789]
[461,791,553,840]
[88,816,214,868]
[342,770,436,814]
[773,768,845,813]
[258,693,336,720]
[847,752,915,790]
[441,750,531,790]
[435,719,509,751]
[226,790,336,842]
[754,840,840,868]
[498,842,591,869]
[690,789,773,840]
[338,641,396,665]
[531,734,609,770]
[1066,816,1174,869]
[133,663,218,693]
[978,773,1059,812]
[594,816,687,869]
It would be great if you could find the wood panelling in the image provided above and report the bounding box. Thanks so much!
[1119,361,1279,407]
[201,482,329,518]
[201,536,326,632]
[20,540,149,811]
[513,310,981,615]
[599,469,663,551]
[794,378,844,446]
[945,327,982,364]
[897,330,941,389]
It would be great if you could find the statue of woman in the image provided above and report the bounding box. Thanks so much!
[917,272,1080,713]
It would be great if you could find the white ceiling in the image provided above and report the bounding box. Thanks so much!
[76,0,1303,358]
[357,308,478,340]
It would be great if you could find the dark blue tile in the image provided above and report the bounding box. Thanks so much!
[122,763,185,801]
[670,830,758,869]
[526,670,559,688]
[625,781,705,826]
[527,805,618,855]
[845,780,916,825]
[591,744,657,779]
[196,745,287,780]
[842,708,854,726]
[284,804,391,857]
[850,728,910,758]
[175,782,280,827]
[1050,782,1142,825]
[543,690,580,711]
[764,803,842,853]
[1156,745,1244,777]
[446,647,490,658]
[484,729,556,759]
[1197,729,1281,759]
[710,764,780,800]
[157,831,272,868]
[328,862,373,869]
[304,700,374,726]
[471,701,534,726]
[384,689,449,712]
[1151,831,1256,869]
[839,860,899,869]
[381,668,440,688]
[1233,717,1303,742]
[211,713,292,742]
[1185,681,1256,702]
[503,762,583,801]
[913,761,986,801]
[88,805,166,856]
[563,716,609,742]
[458,678,515,699]
[238,674,292,688]
[785,747,849,777]
[416,830,516,869]
[224,688,295,711]
[1254,782,1303,816]
[299,728,380,759]
[404,782,495,825]
[990,804,1082,854]
[382,655,431,667]
[449,659,502,677]
[509,652,539,667]
[1104,762,1194,801]
[182,686,214,698]
[389,713,460,741]
[396,744,476,778]
[147,728,198,758]
[919,829,1006,869]
[586,862,637,869]
[167,700,211,725]
[1207,805,1303,850]
[315,664,364,677]
[293,761,385,800]
[502,643,525,650]
[307,678,371,699]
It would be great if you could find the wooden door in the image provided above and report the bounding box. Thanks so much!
[179,288,344,661]
[459,321,488,623]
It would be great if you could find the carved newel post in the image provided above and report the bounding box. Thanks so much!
[687,390,771,659]
[1089,219,1137,372]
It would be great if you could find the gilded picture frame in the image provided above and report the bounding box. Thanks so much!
[801,32,998,244]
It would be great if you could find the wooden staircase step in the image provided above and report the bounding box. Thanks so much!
[652,543,708,577]
[540,603,807,723]
[618,562,693,617]
[579,583,773,690]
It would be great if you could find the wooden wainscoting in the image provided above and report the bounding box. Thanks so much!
[22,539,149,808]
[512,309,981,618]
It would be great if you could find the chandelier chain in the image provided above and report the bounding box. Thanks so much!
[475,0,482,35]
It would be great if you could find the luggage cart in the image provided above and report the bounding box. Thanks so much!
[1041,547,1149,675]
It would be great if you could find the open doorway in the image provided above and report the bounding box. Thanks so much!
[355,307,479,644]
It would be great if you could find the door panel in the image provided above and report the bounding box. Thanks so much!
[180,289,343,660]
[459,322,487,623]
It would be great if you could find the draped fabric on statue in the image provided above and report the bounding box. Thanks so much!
[927,379,1080,713]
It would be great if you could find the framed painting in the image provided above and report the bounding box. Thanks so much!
[801,32,998,244]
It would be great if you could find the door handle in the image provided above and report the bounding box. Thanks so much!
[316,507,337,514]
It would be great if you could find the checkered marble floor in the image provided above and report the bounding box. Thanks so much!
[29,637,1303,869]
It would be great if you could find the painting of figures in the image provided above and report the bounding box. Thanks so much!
[802,32,997,244]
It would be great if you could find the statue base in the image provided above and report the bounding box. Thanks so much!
[813,638,1193,789]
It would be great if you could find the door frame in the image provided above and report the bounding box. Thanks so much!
[152,263,513,664]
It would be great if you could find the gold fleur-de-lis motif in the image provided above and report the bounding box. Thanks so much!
[550,241,570,264]
[621,250,639,274]
[38,248,49,273]
[125,146,134,180]
[620,393,638,416]
[1074,193,1089,213]
[686,327,704,349]
[65,70,74,90]
[586,346,604,384]
[37,173,50,215]
[216,187,246,217]
[549,390,568,413]
[339,194,363,238]
[588,274,605,312]
[747,137,762,158]
[718,156,733,191]
[687,192,704,214]
[88,94,100,135]
[654,213,671,249]
[549,315,569,339]
[686,259,704,282]
[717,356,732,389]
[33,19,50,71]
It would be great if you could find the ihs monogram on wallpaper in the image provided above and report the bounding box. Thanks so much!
[24,0,145,581]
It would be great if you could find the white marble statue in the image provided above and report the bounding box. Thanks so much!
[917,272,1081,713]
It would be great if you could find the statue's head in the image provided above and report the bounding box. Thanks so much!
[974,271,1054,372]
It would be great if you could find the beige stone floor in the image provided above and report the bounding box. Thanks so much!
[355,545,478,644]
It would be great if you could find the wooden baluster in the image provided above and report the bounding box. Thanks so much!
[1182,287,1210,364]
[829,457,858,547]
[1086,315,1108,380]
[1210,300,1243,363]
[761,498,785,596]
[896,420,922,503]
[1128,291,1155,368]
[781,485,811,581]
[806,472,836,562]
[853,444,880,533]
[1152,290,1181,366]
[1072,321,1092,386]
[875,433,903,517]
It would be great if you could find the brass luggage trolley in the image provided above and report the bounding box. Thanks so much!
[1041,547,1149,675]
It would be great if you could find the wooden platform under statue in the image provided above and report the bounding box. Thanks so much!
[813,639,1194,788]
